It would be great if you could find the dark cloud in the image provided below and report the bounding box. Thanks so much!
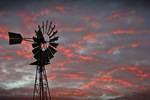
[110,91,150,100]
[0,0,150,100]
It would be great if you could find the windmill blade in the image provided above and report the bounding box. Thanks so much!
[49,43,59,48]
[48,25,55,36]
[34,49,42,60]
[47,21,52,34]
[42,51,50,65]
[30,61,39,65]
[8,32,23,45]
[43,62,50,66]
[49,30,58,38]
[41,51,50,64]
[41,51,45,64]
[45,51,50,63]
[50,36,59,42]
[33,36,40,43]
[32,46,41,54]
[9,38,23,45]
[45,53,49,63]
[45,20,48,33]
[48,46,57,55]
[42,22,44,34]
[8,32,22,38]
[36,26,44,40]
[46,49,54,59]
[32,43,40,48]
[30,60,50,65]
[33,36,45,43]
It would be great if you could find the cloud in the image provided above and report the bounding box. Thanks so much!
[0,11,6,16]
[0,0,150,100]
[53,5,68,13]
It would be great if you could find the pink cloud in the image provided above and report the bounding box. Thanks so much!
[107,10,135,20]
[0,11,6,16]
[82,15,96,20]
[74,26,85,31]
[54,6,68,13]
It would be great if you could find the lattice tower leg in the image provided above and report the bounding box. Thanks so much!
[33,65,51,100]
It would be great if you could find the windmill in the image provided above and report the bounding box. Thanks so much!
[8,20,59,100]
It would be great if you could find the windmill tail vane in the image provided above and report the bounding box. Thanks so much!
[8,20,59,100]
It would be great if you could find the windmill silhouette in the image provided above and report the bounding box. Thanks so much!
[8,20,59,100]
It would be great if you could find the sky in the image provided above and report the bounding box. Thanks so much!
[0,0,150,100]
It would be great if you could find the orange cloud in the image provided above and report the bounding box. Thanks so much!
[60,67,68,70]
[74,26,85,31]
[91,21,100,28]
[108,13,121,20]
[78,55,98,61]
[130,43,139,48]
[47,75,56,80]
[107,65,150,81]
[0,26,9,33]
[13,65,29,70]
[56,62,65,67]
[83,34,96,41]
[58,45,74,57]
[0,46,4,49]
[5,56,13,60]
[112,29,150,34]
[107,41,150,54]
[18,9,50,29]
[40,9,51,15]
[97,75,113,81]
[82,15,96,20]
[114,79,133,87]
[129,41,150,48]
[83,32,100,42]
[69,42,87,54]
[95,74,138,88]
[61,73,87,80]
[0,11,6,16]
[136,70,150,80]
[18,11,37,29]
[139,87,150,91]
[90,50,104,55]
[54,6,68,13]
[96,74,133,87]
[59,27,72,32]
[45,9,50,14]
[0,34,8,39]
[70,43,81,50]
[81,84,90,89]
[133,15,145,22]
[59,26,85,32]
[107,45,125,54]
[55,89,91,96]
[107,10,135,20]
[1,73,8,79]
[16,49,32,58]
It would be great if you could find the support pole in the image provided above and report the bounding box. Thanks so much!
[33,65,51,100]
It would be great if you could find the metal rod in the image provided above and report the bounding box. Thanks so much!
[44,67,51,100]
[40,75,41,100]
[23,40,34,42]
[23,38,33,39]
[33,65,38,100]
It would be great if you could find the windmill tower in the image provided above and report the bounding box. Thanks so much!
[8,20,59,100]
